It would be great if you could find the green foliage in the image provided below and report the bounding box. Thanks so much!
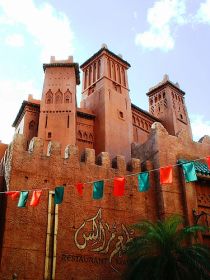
[125,215,210,280]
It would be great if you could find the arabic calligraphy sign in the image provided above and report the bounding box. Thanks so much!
[73,208,134,272]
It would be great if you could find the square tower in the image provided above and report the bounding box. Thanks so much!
[38,56,80,152]
[80,45,133,161]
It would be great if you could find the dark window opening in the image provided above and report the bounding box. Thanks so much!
[48,132,52,138]
[67,115,69,128]
[45,115,48,128]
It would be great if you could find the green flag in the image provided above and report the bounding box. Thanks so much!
[55,186,64,204]
[182,162,197,182]
[17,191,29,208]
[138,172,150,192]
[93,181,104,199]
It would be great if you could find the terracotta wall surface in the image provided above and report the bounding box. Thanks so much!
[1,124,210,279]
[76,110,95,156]
[0,135,158,279]
[131,107,155,145]
[132,122,210,223]
[0,143,7,161]
[38,63,78,153]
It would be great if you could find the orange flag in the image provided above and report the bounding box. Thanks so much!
[160,166,173,184]
[30,190,42,206]
[6,191,20,200]
[206,157,210,170]
[113,177,125,196]
[76,183,83,196]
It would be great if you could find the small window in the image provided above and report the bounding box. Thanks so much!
[48,132,52,138]
[180,114,183,120]
[119,111,124,118]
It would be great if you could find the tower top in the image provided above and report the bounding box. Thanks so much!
[147,74,185,96]
[80,45,130,69]
[43,56,80,85]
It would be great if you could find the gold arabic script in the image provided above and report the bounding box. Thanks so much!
[74,208,133,272]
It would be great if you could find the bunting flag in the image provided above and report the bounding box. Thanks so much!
[17,191,29,208]
[113,177,125,196]
[182,162,197,182]
[138,172,150,192]
[93,181,104,200]
[6,191,20,200]
[206,156,210,170]
[54,186,64,204]
[160,166,173,184]
[30,190,42,206]
[76,183,84,196]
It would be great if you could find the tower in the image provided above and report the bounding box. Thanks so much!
[38,56,80,151]
[80,45,133,161]
[147,74,192,138]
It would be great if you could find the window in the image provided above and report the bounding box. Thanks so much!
[48,132,52,138]
[29,120,35,130]
[64,89,72,103]
[67,115,69,128]
[45,90,53,104]
[55,90,63,103]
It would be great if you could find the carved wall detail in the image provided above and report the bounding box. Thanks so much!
[197,193,210,208]
[74,208,133,272]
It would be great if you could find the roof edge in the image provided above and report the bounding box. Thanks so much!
[80,47,131,69]
[43,62,80,85]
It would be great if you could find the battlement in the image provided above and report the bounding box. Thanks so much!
[2,134,148,192]
[13,134,141,172]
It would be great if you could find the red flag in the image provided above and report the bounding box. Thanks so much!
[160,166,173,184]
[30,190,42,206]
[113,177,125,196]
[6,191,20,200]
[76,183,83,196]
[206,157,210,170]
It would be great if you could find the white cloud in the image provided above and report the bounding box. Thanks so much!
[196,0,210,24]
[0,79,40,144]
[5,33,24,47]
[190,114,210,141]
[135,25,174,51]
[135,0,186,51]
[0,0,74,61]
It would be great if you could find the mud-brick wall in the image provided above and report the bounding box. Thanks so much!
[132,122,210,225]
[0,135,158,279]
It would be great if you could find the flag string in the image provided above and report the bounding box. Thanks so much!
[0,155,209,195]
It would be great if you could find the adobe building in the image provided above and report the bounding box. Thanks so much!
[0,45,210,279]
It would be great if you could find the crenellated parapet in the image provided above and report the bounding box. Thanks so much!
[6,135,146,195]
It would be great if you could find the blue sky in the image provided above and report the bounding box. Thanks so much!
[0,0,210,143]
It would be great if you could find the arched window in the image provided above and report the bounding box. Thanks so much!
[45,90,53,104]
[89,66,92,86]
[64,89,72,103]
[55,90,63,104]
[93,63,96,83]
[29,120,35,130]
[83,132,88,140]
[97,60,101,79]
[107,59,111,78]
[85,70,88,89]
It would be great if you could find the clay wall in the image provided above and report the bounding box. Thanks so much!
[132,123,210,227]
[0,143,7,161]
[76,112,94,156]
[23,105,40,149]
[131,107,154,145]
[0,135,158,279]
